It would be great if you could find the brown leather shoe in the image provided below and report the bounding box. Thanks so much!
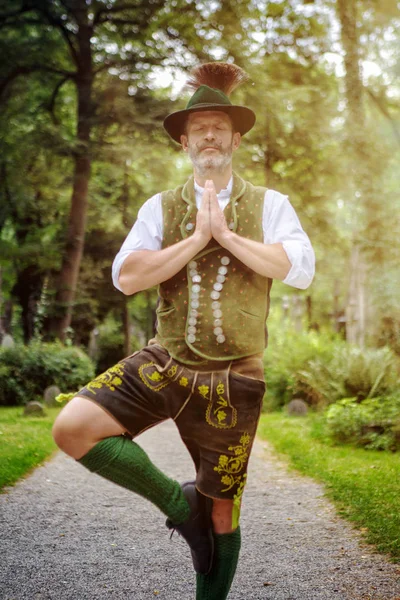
[166,481,214,574]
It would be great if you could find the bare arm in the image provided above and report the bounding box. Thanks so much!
[220,235,291,280]
[118,187,212,295]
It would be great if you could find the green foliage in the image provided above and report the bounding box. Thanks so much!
[0,406,60,490]
[263,322,343,410]
[325,396,400,452]
[298,346,400,406]
[263,310,400,411]
[95,317,126,375]
[0,342,95,406]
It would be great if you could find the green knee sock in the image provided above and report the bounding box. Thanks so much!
[196,527,241,600]
[78,436,190,524]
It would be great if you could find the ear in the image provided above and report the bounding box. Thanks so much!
[232,132,241,151]
[181,134,189,151]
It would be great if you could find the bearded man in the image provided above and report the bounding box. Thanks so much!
[53,62,315,599]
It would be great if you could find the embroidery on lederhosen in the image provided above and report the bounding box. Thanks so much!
[214,432,251,528]
[203,370,237,429]
[86,363,125,395]
[213,432,251,493]
[138,362,176,392]
[138,355,189,393]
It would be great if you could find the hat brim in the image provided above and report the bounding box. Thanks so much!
[163,104,256,143]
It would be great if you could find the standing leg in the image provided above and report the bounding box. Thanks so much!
[196,500,241,600]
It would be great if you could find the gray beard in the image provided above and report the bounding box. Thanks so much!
[188,144,233,176]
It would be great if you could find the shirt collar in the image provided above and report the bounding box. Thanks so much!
[194,177,233,201]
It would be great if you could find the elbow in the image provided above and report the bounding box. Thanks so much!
[118,274,141,296]
[291,271,315,290]
[283,268,315,290]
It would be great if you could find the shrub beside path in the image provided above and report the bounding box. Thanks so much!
[0,420,399,600]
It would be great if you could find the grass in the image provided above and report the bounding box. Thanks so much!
[0,406,61,491]
[258,412,400,562]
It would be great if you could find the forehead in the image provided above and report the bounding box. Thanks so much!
[186,111,232,128]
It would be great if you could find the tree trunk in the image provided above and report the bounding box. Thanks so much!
[337,0,367,346]
[48,7,93,341]
[0,267,4,341]
[13,266,44,343]
[345,245,366,346]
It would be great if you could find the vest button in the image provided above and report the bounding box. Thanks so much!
[186,223,194,231]
[188,334,196,343]
[228,222,234,230]
[218,266,228,276]
[221,256,230,265]
[210,291,220,300]
[216,334,226,344]
[189,261,197,269]
[213,282,223,292]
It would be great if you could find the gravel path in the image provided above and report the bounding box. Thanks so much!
[1,420,399,600]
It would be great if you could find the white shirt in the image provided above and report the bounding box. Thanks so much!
[112,178,315,291]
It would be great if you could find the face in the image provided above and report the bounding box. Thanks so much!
[180,111,241,175]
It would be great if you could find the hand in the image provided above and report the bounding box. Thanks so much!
[208,180,231,244]
[194,180,212,245]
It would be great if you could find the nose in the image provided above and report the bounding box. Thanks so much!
[204,127,216,140]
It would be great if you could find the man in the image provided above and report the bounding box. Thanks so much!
[53,62,315,599]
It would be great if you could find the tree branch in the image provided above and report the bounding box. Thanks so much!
[93,4,145,26]
[366,88,400,147]
[96,17,141,26]
[93,56,164,75]
[34,5,80,64]
[0,65,76,101]
[45,75,72,125]
[0,3,79,64]
[0,7,29,23]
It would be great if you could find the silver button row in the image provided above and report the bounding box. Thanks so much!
[187,256,231,346]
[188,260,201,343]
[210,256,230,345]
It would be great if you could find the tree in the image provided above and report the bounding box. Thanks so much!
[0,0,209,341]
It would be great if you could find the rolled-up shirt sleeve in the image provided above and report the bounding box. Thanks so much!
[112,193,163,291]
[263,189,315,289]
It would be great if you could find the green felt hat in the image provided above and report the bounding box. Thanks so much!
[163,84,256,143]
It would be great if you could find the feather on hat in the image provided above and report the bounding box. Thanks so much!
[163,62,255,143]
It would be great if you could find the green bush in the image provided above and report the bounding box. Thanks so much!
[325,396,400,451]
[95,315,141,374]
[263,328,343,410]
[0,341,95,406]
[298,346,400,406]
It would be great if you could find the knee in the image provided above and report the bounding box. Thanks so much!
[52,406,85,455]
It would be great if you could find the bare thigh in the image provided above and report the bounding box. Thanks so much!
[52,396,127,460]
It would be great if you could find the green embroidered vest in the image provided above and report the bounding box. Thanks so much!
[155,172,273,365]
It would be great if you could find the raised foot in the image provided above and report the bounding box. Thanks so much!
[166,481,214,575]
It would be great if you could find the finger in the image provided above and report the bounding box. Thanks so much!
[201,187,210,208]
